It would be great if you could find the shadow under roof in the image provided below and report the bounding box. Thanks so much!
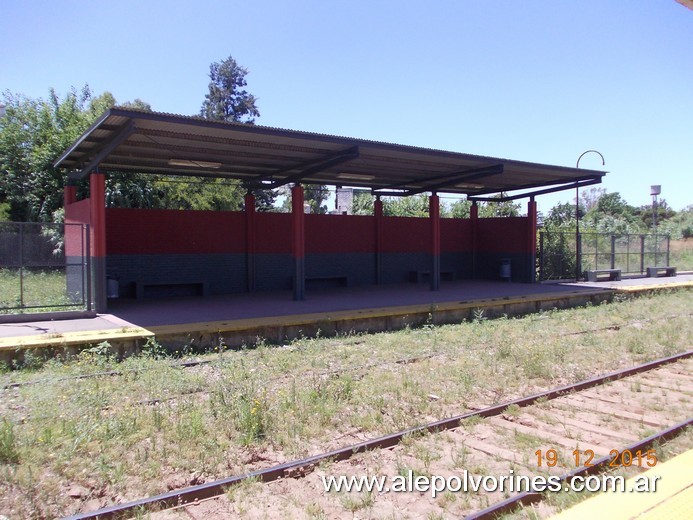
[55,108,605,197]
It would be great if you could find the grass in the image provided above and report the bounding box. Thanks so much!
[669,238,693,271]
[0,290,691,518]
[0,268,85,313]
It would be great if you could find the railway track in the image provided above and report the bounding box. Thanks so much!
[5,313,688,392]
[64,350,693,520]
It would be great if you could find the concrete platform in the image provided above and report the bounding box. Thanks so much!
[550,448,693,520]
[1,275,691,359]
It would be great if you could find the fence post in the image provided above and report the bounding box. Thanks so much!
[19,223,25,308]
[666,235,670,267]
[640,235,645,273]
[610,235,616,269]
[85,225,92,312]
[539,231,544,281]
[576,233,582,280]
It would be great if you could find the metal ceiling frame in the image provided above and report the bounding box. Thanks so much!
[468,177,603,202]
[251,146,360,189]
[373,164,505,197]
[68,122,135,180]
[54,108,607,198]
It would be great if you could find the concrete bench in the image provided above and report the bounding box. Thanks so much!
[585,269,621,282]
[135,280,209,299]
[304,275,351,288]
[646,266,676,278]
[409,270,455,283]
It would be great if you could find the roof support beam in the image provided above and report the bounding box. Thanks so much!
[468,177,602,203]
[401,164,504,196]
[68,122,135,180]
[372,163,503,197]
[252,146,360,189]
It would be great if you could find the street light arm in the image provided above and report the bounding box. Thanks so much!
[574,150,605,281]
[576,150,605,168]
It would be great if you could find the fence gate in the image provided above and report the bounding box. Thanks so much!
[538,231,670,282]
[0,222,91,315]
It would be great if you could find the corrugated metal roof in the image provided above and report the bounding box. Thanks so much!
[54,107,606,197]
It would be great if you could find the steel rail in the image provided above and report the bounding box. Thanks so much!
[62,349,692,520]
[466,417,693,519]
[8,313,689,390]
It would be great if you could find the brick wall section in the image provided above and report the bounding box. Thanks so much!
[101,207,534,295]
[65,199,92,256]
[106,208,246,254]
[476,217,530,253]
[381,216,430,252]
[441,218,472,253]
[255,212,292,253]
[476,217,533,281]
[305,214,375,253]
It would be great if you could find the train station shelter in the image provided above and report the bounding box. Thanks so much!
[54,108,606,312]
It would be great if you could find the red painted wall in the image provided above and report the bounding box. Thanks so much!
[477,217,530,253]
[65,199,92,257]
[106,208,246,255]
[381,216,430,253]
[441,218,472,253]
[101,207,527,257]
[305,214,375,253]
[255,212,292,254]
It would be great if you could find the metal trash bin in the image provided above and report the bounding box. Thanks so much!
[107,277,119,299]
[500,258,511,281]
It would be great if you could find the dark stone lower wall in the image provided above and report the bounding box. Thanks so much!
[66,256,87,303]
[254,254,293,291]
[305,253,376,286]
[380,252,431,284]
[441,252,474,280]
[475,252,535,283]
[107,254,247,297]
[105,250,534,298]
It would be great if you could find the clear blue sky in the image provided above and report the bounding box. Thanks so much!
[3,0,692,213]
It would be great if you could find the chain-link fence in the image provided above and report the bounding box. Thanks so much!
[538,231,670,281]
[0,222,91,313]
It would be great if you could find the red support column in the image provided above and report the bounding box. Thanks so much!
[291,184,305,300]
[64,184,77,207]
[430,193,441,291]
[245,192,256,292]
[527,197,538,283]
[470,201,478,279]
[374,197,383,285]
[89,172,107,312]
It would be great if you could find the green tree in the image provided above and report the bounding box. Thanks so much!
[595,192,635,217]
[200,55,260,123]
[199,55,276,210]
[352,191,374,215]
[544,202,581,230]
[383,194,429,217]
[0,86,162,221]
[448,199,472,218]
[120,98,152,111]
[280,184,329,214]
[584,191,642,234]
[635,198,676,231]
[304,185,330,214]
[158,177,243,211]
[0,87,94,221]
[477,194,521,218]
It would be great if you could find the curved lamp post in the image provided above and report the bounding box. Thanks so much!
[575,150,605,280]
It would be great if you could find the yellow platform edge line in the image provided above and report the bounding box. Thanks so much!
[549,449,693,520]
[146,289,610,336]
[615,280,693,292]
[2,283,690,350]
[0,328,154,351]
